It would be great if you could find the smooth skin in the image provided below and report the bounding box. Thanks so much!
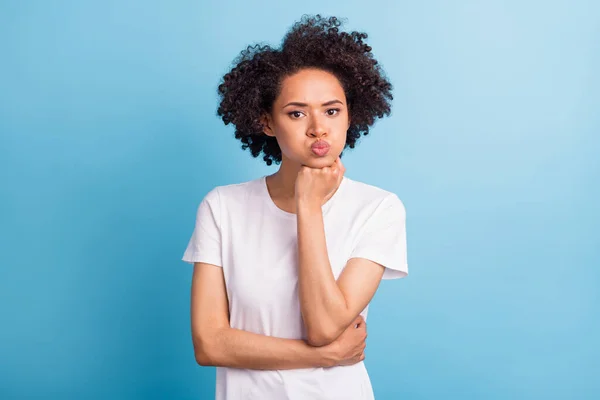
[192,68,382,369]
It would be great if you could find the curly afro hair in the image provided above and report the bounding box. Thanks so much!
[216,14,393,166]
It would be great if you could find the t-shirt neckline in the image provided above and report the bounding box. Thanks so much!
[260,175,348,219]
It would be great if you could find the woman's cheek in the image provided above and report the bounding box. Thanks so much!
[277,136,305,161]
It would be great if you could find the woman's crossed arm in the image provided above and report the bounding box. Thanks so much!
[190,262,367,370]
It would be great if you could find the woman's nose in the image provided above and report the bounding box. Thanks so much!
[307,117,327,138]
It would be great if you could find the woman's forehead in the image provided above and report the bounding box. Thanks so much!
[277,69,346,104]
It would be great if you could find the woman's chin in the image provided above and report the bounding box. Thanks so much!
[303,155,336,168]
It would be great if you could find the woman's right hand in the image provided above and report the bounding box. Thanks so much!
[323,315,367,366]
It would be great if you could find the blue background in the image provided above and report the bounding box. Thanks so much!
[1,0,599,399]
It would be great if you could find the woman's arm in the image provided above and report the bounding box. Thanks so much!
[191,262,366,370]
[296,200,385,347]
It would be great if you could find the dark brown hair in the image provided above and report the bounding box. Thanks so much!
[217,14,393,165]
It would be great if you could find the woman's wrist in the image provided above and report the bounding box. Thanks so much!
[296,197,323,212]
[313,341,339,368]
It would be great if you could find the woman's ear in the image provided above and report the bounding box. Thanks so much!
[260,114,275,137]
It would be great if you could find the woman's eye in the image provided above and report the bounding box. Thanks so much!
[288,109,340,118]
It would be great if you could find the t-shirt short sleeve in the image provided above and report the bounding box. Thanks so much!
[181,187,222,267]
[349,193,408,280]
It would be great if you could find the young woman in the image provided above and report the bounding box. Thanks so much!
[182,14,408,400]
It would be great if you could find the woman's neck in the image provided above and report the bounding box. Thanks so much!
[266,156,301,200]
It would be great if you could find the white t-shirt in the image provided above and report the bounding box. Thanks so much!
[182,174,408,400]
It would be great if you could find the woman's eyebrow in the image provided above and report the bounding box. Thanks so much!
[282,99,344,108]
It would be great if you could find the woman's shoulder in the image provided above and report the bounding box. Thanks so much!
[342,176,404,206]
[341,176,407,222]
[202,175,265,204]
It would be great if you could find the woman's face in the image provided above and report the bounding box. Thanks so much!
[262,68,350,168]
